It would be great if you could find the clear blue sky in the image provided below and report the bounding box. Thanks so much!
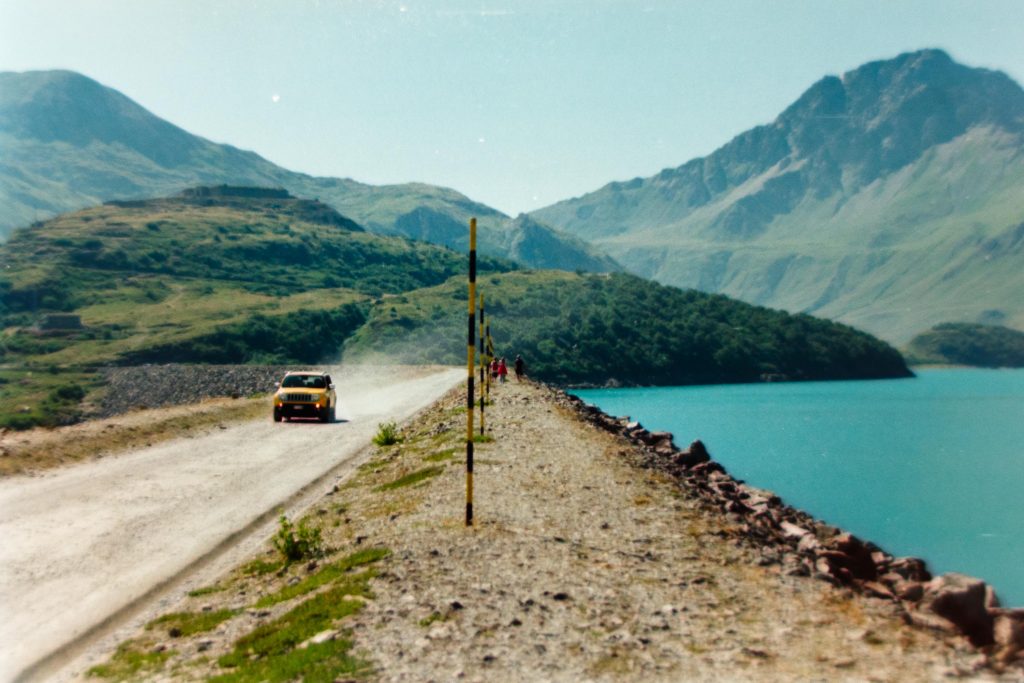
[2,0,1023,215]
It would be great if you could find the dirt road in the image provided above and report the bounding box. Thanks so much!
[0,365,463,682]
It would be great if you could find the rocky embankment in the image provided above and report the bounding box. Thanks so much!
[565,394,1024,671]
[95,364,295,418]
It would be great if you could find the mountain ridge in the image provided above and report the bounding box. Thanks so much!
[0,69,616,272]
[530,49,1024,342]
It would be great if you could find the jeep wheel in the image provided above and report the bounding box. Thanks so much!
[320,407,331,424]
[329,406,337,423]
[273,408,282,423]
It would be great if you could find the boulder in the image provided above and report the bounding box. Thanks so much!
[797,535,820,553]
[687,461,724,477]
[674,440,710,469]
[889,557,931,582]
[780,521,811,540]
[821,533,877,581]
[992,611,1024,666]
[920,573,995,646]
[893,579,925,603]
[653,442,676,456]
[642,430,674,446]
[861,581,897,601]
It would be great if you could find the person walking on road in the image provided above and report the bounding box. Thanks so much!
[490,358,499,381]
[514,354,525,381]
[498,358,508,384]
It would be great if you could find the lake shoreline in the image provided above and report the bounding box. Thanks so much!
[561,387,1024,670]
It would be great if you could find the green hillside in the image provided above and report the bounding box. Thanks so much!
[344,271,911,386]
[0,187,912,429]
[904,323,1024,367]
[530,50,1024,343]
[0,188,515,428]
[0,70,616,273]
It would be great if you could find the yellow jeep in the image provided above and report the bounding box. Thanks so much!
[273,371,337,423]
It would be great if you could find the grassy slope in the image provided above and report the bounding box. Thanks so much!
[0,194,513,427]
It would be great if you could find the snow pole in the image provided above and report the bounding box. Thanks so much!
[466,218,476,527]
[479,293,486,435]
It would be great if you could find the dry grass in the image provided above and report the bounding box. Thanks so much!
[0,397,267,476]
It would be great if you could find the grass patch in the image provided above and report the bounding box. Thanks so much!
[0,367,100,432]
[418,612,446,627]
[187,584,225,597]
[357,458,389,474]
[87,640,174,681]
[472,433,494,443]
[422,448,456,463]
[255,547,390,608]
[146,609,238,637]
[374,465,444,492]
[214,571,377,682]
[0,397,267,477]
[242,558,282,576]
[211,638,370,683]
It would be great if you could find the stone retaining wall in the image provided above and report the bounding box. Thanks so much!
[93,365,308,418]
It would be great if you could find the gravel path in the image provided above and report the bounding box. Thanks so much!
[87,379,1005,682]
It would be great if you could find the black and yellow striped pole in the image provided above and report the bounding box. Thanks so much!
[466,218,476,527]
[485,321,492,402]
[486,323,493,400]
[479,293,486,435]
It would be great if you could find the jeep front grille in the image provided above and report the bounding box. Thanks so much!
[283,393,315,403]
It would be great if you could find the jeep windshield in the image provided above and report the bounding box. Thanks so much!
[281,375,326,389]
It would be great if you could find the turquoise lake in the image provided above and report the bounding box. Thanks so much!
[573,368,1024,607]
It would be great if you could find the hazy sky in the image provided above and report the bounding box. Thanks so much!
[2,0,1023,215]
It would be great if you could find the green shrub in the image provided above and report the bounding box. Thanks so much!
[272,515,323,564]
[372,421,401,446]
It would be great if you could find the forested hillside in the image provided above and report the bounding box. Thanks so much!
[345,271,911,386]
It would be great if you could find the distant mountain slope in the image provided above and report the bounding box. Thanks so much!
[531,50,1024,342]
[0,70,616,272]
[904,323,1024,367]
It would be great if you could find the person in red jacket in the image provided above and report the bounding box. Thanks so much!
[498,358,508,384]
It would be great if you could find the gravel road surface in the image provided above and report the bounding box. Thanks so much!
[0,365,462,682]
